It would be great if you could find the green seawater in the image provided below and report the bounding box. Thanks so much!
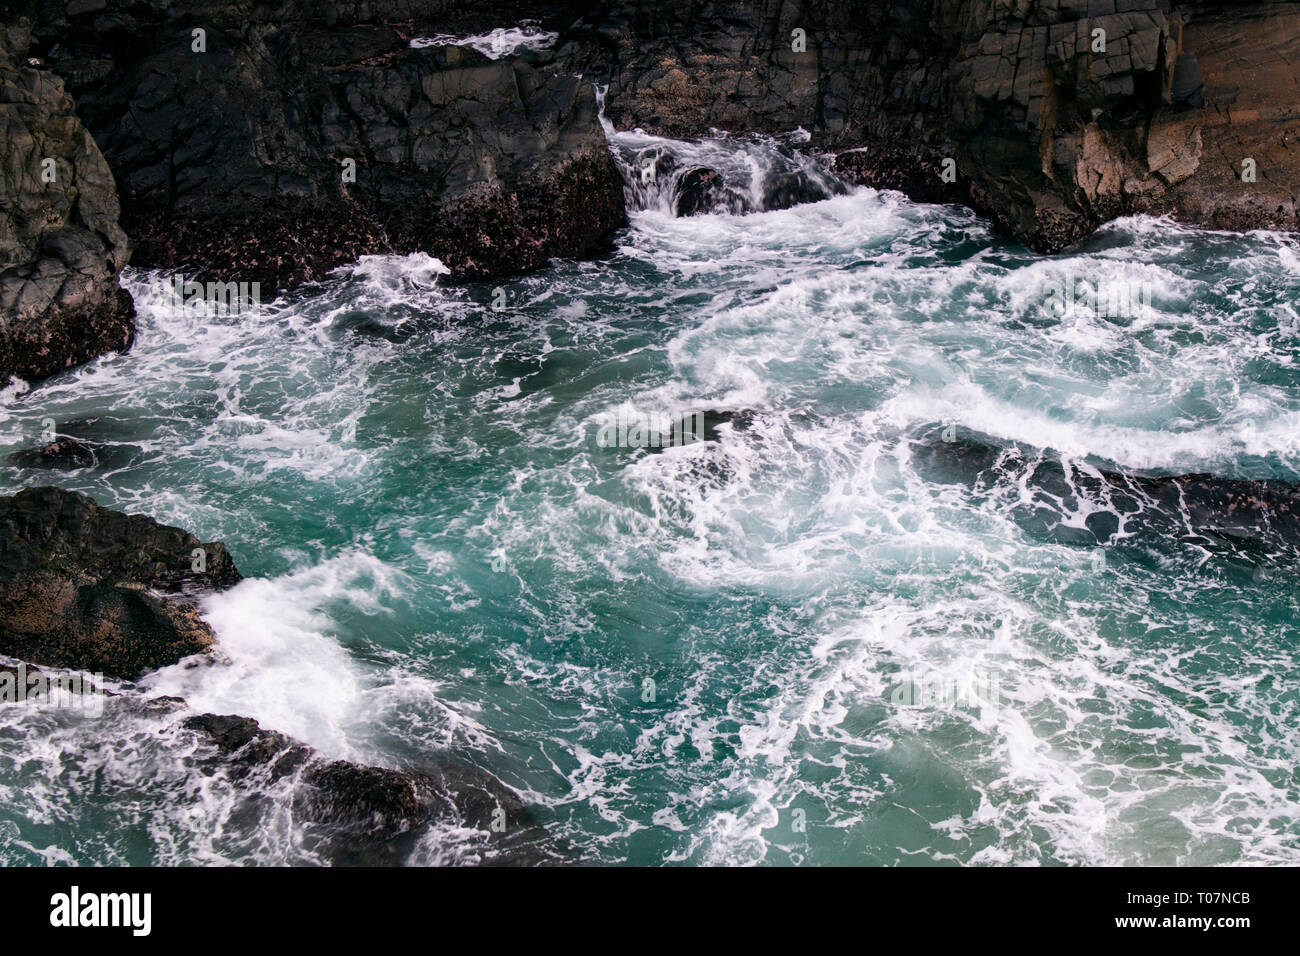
[1,184,1298,865]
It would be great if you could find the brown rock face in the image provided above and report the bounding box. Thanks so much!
[1162,6,1300,234]
[943,0,1299,249]
[0,486,241,679]
[563,0,1300,250]
[0,19,133,385]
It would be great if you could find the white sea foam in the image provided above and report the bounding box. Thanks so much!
[3,128,1299,866]
[409,23,558,59]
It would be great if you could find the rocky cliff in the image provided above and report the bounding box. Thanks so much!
[0,17,133,385]
[13,0,626,289]
[2,0,1296,381]
[565,0,1300,251]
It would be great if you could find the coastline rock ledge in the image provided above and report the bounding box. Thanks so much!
[0,18,133,386]
[0,485,240,679]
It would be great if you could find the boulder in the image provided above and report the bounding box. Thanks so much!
[182,712,533,858]
[0,486,241,679]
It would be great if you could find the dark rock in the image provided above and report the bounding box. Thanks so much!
[13,5,625,290]
[698,408,759,440]
[620,409,759,459]
[6,418,138,470]
[915,432,1300,555]
[675,167,729,217]
[833,146,952,206]
[760,170,838,211]
[0,486,241,679]
[182,712,529,843]
[7,435,100,469]
[0,16,133,386]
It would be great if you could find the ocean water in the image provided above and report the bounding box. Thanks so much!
[1,123,1299,866]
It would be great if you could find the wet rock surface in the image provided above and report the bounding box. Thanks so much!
[915,433,1300,557]
[0,18,133,386]
[183,713,532,851]
[674,167,730,217]
[0,486,241,679]
[5,417,142,471]
[7,435,102,469]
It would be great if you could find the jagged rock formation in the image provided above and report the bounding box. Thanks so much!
[940,0,1297,249]
[0,485,240,679]
[184,713,529,851]
[0,486,533,859]
[2,0,1295,378]
[562,0,1300,250]
[0,17,133,385]
[13,1,625,289]
[914,432,1300,555]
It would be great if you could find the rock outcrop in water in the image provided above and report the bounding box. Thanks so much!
[0,18,133,385]
[184,712,529,857]
[0,486,533,860]
[915,433,1300,557]
[0,486,239,679]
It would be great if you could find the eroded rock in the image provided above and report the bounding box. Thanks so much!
[0,486,240,679]
[0,18,133,385]
[181,712,535,860]
[562,0,1300,250]
[914,431,1300,556]
[15,7,625,289]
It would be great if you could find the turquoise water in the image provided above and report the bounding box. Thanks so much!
[2,147,1300,864]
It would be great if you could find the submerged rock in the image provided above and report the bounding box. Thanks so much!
[675,167,730,217]
[7,435,100,469]
[6,419,140,471]
[0,486,241,679]
[182,712,537,862]
[0,659,106,703]
[915,432,1300,556]
[760,170,840,212]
